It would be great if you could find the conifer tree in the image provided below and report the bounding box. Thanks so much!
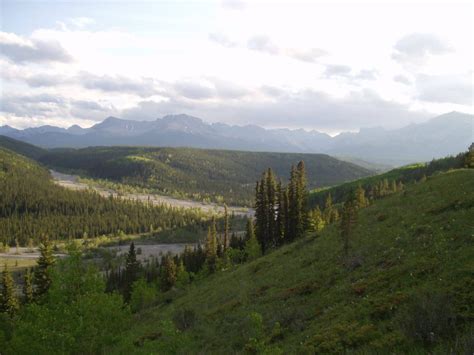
[205,219,218,272]
[244,219,261,261]
[265,168,277,247]
[287,165,298,241]
[295,161,309,238]
[34,236,55,298]
[340,195,358,258]
[161,255,177,291]
[355,185,368,209]
[275,180,287,245]
[308,206,325,232]
[223,204,229,251]
[0,264,19,316]
[124,242,141,301]
[324,193,334,224]
[23,268,34,304]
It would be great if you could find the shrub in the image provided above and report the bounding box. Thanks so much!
[172,308,196,331]
[397,290,456,347]
[130,278,158,313]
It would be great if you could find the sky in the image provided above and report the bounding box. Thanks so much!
[0,0,472,134]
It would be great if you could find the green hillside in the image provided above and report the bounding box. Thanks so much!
[38,146,373,206]
[0,135,47,161]
[111,169,474,353]
[309,151,468,208]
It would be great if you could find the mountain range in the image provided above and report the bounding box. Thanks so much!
[1,111,472,166]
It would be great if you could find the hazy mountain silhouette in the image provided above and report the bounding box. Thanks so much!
[1,111,471,166]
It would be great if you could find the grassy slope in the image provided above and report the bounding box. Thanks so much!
[114,169,474,353]
[38,146,373,205]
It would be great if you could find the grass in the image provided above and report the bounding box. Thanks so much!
[111,169,474,353]
[0,258,37,272]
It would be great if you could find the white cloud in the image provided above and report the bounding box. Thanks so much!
[392,33,452,65]
[0,32,73,64]
[416,73,473,105]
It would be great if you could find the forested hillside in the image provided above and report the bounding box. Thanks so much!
[37,146,373,205]
[309,151,470,209]
[0,147,209,246]
[109,169,474,353]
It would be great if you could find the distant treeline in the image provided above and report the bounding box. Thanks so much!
[0,148,210,246]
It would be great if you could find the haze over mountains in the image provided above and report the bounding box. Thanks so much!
[1,111,472,166]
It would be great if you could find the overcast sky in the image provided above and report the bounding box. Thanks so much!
[0,0,472,134]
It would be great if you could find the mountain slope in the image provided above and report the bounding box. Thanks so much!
[112,169,474,353]
[38,146,373,205]
[1,111,471,166]
[0,135,47,160]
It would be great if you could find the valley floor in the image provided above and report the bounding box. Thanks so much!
[50,170,254,217]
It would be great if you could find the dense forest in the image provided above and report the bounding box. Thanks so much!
[33,145,372,205]
[0,147,210,246]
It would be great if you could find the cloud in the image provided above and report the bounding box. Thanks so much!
[392,33,452,65]
[208,33,237,48]
[173,81,215,100]
[324,64,352,78]
[394,74,412,85]
[0,32,73,64]
[416,73,473,105]
[78,72,160,97]
[247,35,279,55]
[285,48,327,63]
[355,69,378,81]
[119,88,429,131]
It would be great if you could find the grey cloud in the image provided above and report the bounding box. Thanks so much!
[416,73,473,105]
[0,32,73,64]
[394,74,412,85]
[247,35,279,55]
[25,73,69,87]
[324,64,352,78]
[119,88,429,131]
[286,48,327,63]
[392,33,452,64]
[173,81,215,100]
[208,33,237,48]
[355,69,378,80]
[261,85,286,98]
[72,100,108,111]
[79,72,160,97]
[211,78,249,99]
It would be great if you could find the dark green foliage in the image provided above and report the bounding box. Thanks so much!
[33,237,55,299]
[22,269,34,304]
[0,147,209,246]
[124,242,141,301]
[161,255,177,291]
[397,291,457,347]
[37,146,372,206]
[0,135,47,160]
[340,194,358,258]
[0,265,19,317]
[7,249,131,354]
[205,219,218,273]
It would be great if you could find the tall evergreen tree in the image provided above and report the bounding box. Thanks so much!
[124,242,141,301]
[295,160,309,238]
[23,268,34,304]
[205,218,218,273]
[355,184,368,209]
[287,165,298,241]
[275,180,287,245]
[244,220,261,261]
[223,204,229,252]
[265,168,277,247]
[34,237,55,298]
[161,255,177,291]
[0,264,19,316]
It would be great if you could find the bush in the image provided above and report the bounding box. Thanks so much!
[172,308,196,331]
[130,278,158,313]
[397,290,456,347]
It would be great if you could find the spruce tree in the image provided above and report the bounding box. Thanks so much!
[161,255,177,291]
[23,268,34,304]
[124,242,141,301]
[223,204,229,252]
[287,165,298,241]
[244,219,261,261]
[265,168,277,247]
[205,219,218,273]
[275,180,286,245]
[0,264,19,316]
[34,236,55,298]
[295,161,309,238]
[355,184,368,209]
